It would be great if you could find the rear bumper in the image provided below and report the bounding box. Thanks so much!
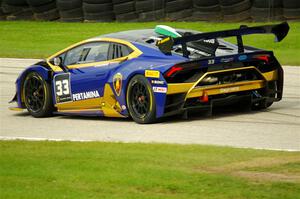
[163,91,276,117]
[163,67,282,117]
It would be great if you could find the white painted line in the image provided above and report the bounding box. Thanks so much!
[0,136,94,142]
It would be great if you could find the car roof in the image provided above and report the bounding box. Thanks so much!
[93,29,201,45]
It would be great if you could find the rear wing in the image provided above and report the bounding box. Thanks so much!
[156,22,289,57]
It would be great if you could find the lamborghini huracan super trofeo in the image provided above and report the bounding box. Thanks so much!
[9,22,289,123]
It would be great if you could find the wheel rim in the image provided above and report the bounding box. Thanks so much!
[130,81,151,118]
[24,76,45,113]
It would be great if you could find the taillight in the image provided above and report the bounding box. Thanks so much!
[253,54,270,63]
[165,65,183,77]
[163,62,206,83]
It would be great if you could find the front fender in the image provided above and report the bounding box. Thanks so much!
[15,65,52,108]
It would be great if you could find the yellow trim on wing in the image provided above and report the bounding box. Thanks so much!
[46,38,142,71]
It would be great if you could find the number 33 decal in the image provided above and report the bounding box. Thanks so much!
[55,79,69,96]
[54,73,72,103]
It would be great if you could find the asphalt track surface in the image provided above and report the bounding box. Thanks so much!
[0,58,299,151]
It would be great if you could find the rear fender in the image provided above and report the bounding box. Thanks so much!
[144,70,168,118]
[108,68,168,119]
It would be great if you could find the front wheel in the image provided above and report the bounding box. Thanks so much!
[126,75,156,124]
[22,72,54,117]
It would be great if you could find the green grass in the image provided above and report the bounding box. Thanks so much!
[246,162,300,174]
[0,21,299,65]
[1,141,299,199]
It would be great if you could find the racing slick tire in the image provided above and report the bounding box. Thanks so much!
[35,8,59,21]
[85,0,111,3]
[26,0,53,7]
[138,9,165,21]
[193,0,219,7]
[126,75,156,124]
[221,0,251,15]
[219,0,243,6]
[30,1,56,13]
[166,8,192,21]
[115,11,138,21]
[4,0,27,6]
[193,4,220,12]
[166,0,192,13]
[59,7,83,19]
[135,0,164,12]
[83,2,113,13]
[252,0,282,8]
[57,0,82,11]
[113,1,135,15]
[22,72,54,117]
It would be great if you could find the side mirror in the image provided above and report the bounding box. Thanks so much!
[53,57,62,66]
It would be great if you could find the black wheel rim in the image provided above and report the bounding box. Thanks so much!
[24,76,45,113]
[130,81,151,118]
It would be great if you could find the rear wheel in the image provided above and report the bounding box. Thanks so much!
[126,75,156,124]
[22,72,54,117]
[252,81,276,110]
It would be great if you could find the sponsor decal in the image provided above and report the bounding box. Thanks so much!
[113,73,122,96]
[208,59,215,65]
[238,55,248,61]
[145,70,160,78]
[72,90,100,101]
[219,86,240,93]
[220,57,234,63]
[151,80,164,85]
[54,73,72,103]
[153,86,167,93]
[203,39,215,44]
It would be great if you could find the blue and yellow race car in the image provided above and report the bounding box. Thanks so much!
[10,23,289,123]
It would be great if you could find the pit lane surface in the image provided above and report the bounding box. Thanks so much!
[0,58,299,151]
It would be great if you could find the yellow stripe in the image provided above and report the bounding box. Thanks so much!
[186,80,265,98]
[9,107,24,111]
[46,38,142,71]
[56,98,101,110]
[101,84,124,117]
[262,70,278,81]
[167,83,194,94]
[166,67,279,100]
[59,108,101,113]
[167,66,272,95]
[56,84,124,118]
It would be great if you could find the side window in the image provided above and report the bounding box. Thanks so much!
[108,43,133,60]
[63,42,110,66]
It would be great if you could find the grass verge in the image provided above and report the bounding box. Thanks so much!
[0,140,299,199]
[0,21,299,65]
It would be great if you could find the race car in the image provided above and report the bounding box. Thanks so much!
[9,22,289,124]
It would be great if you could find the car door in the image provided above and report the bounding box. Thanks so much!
[53,41,133,111]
